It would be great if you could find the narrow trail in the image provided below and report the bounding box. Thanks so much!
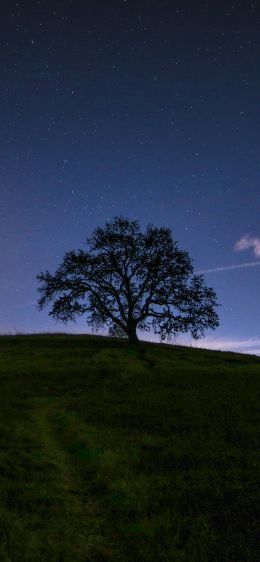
[1,396,122,562]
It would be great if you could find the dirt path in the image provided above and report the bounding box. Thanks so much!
[1,396,122,561]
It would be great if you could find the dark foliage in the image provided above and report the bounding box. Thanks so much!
[37,216,219,343]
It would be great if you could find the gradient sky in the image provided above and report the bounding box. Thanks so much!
[1,1,260,354]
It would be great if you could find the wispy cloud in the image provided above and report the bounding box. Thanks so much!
[196,261,260,274]
[145,334,260,355]
[234,234,260,257]
[196,234,260,274]
[191,337,260,356]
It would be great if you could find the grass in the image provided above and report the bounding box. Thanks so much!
[0,333,259,561]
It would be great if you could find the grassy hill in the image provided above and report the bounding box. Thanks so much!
[0,334,259,562]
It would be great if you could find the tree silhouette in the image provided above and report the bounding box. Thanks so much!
[37,216,219,344]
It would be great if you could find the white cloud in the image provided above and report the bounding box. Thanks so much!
[191,337,260,356]
[196,235,260,274]
[234,235,260,257]
[143,334,260,356]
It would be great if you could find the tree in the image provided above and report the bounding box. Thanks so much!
[37,216,219,344]
[108,323,128,339]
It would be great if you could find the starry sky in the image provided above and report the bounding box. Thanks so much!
[1,0,260,354]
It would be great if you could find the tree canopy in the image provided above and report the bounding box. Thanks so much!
[37,216,219,344]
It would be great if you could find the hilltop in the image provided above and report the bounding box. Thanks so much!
[0,334,259,561]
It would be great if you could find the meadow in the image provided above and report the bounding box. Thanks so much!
[0,334,259,561]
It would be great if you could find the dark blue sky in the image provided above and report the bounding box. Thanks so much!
[1,0,260,353]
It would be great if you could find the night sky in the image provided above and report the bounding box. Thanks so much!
[1,1,260,354]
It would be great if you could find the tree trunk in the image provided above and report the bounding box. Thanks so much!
[127,321,139,344]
